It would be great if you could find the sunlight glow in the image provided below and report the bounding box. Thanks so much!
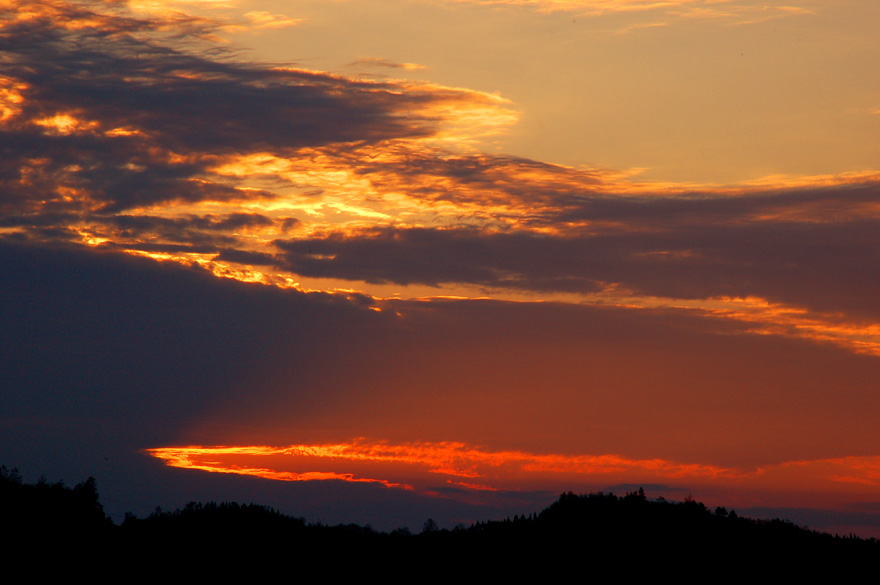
[147,440,880,505]
[33,114,100,135]
[146,441,741,493]
[0,76,27,123]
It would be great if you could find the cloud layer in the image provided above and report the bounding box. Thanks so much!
[4,2,878,348]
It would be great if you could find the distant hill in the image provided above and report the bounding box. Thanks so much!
[3,466,876,577]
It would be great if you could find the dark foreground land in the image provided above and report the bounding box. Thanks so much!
[3,466,876,577]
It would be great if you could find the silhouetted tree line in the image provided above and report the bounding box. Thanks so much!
[2,466,876,577]
[1,465,111,536]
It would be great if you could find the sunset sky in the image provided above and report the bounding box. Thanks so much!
[2,0,879,535]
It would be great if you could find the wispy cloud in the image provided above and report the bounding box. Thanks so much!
[146,441,880,505]
[242,10,302,29]
[347,57,427,71]
[444,0,813,24]
[146,440,744,494]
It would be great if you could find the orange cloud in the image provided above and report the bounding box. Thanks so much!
[146,440,880,510]
[146,441,740,495]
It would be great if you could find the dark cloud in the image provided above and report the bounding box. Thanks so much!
[554,180,880,227]
[275,180,880,319]
[104,212,274,245]
[349,147,880,229]
[2,4,435,152]
[351,149,607,214]
[214,248,277,266]
[0,0,487,214]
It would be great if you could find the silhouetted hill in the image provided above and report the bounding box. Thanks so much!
[3,467,876,577]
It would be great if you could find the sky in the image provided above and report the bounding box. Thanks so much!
[1,0,880,535]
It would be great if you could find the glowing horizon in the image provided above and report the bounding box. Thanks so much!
[146,441,880,512]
